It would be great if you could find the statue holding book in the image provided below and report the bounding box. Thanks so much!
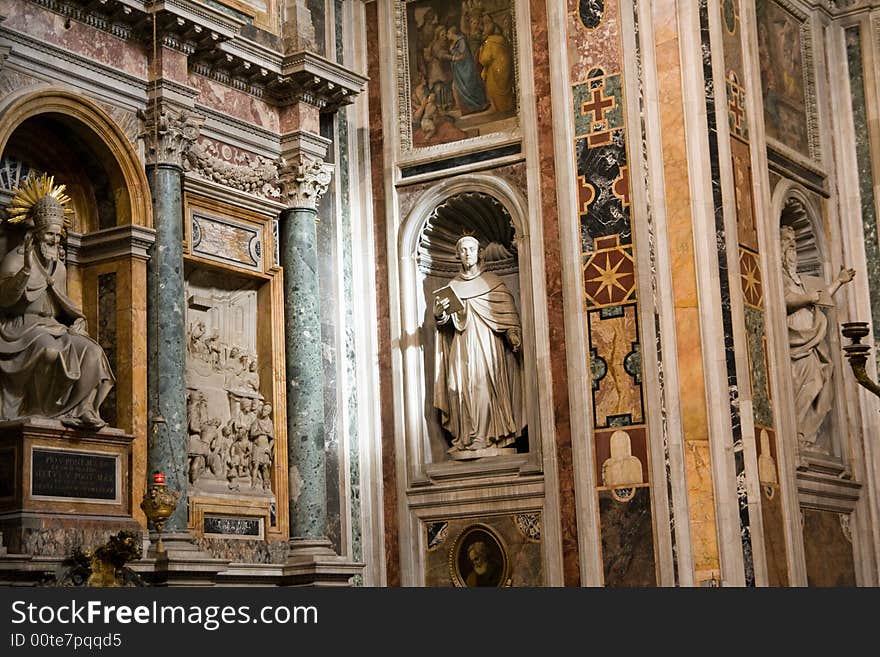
[432,235,525,459]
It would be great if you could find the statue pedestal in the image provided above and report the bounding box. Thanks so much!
[448,446,518,461]
[0,418,139,554]
[280,538,363,586]
[132,533,229,586]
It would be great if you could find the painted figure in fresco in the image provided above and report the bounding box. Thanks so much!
[424,24,454,112]
[780,225,854,452]
[0,178,114,428]
[446,25,489,115]
[479,14,514,113]
[433,236,524,457]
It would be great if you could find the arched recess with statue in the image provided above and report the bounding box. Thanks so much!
[0,86,152,552]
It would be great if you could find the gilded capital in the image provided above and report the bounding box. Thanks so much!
[140,104,205,168]
[279,154,334,211]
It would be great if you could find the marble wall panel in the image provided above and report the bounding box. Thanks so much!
[424,513,543,587]
[191,210,263,272]
[188,75,280,132]
[1,2,146,78]
[732,138,758,250]
[98,273,118,428]
[598,487,656,586]
[567,0,621,83]
[802,508,856,586]
[745,306,772,428]
[576,130,631,250]
[594,425,648,487]
[588,304,644,429]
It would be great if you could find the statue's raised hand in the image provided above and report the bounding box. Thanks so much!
[21,232,33,272]
[837,267,856,284]
[70,317,88,336]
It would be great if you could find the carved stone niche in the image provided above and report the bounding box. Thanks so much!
[778,193,851,476]
[416,191,529,468]
[184,267,276,502]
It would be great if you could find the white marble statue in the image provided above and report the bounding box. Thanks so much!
[432,235,524,458]
[781,225,854,452]
[601,429,643,488]
[0,176,114,428]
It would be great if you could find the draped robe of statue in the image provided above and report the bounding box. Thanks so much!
[783,267,834,449]
[0,244,114,423]
[433,270,524,453]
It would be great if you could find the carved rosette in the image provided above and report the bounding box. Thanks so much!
[140,104,205,168]
[279,154,333,211]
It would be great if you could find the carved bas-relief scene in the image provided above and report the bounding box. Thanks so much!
[418,191,527,462]
[403,0,519,151]
[184,268,275,501]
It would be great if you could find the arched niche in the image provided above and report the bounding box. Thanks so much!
[0,87,152,524]
[773,182,848,464]
[398,174,540,476]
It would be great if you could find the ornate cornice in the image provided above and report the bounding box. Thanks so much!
[279,153,333,211]
[140,101,204,168]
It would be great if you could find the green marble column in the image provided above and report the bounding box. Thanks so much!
[280,205,328,542]
[146,163,189,533]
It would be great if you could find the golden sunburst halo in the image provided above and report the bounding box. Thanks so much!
[5,173,74,225]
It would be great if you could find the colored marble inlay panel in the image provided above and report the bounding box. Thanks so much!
[760,480,789,586]
[721,0,744,81]
[594,425,648,488]
[802,508,856,586]
[588,304,644,428]
[739,248,763,309]
[756,0,809,156]
[567,0,621,84]
[191,211,262,272]
[598,487,657,586]
[745,303,773,427]
[97,273,117,429]
[731,138,758,250]
[424,513,544,587]
[584,235,636,307]
[727,72,749,142]
[846,27,880,371]
[573,73,623,138]
[576,130,631,250]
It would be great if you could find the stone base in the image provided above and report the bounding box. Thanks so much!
[0,512,141,556]
[132,533,229,586]
[279,538,364,586]
[448,446,518,461]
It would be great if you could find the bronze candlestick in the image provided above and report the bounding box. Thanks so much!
[140,471,179,555]
[841,322,880,399]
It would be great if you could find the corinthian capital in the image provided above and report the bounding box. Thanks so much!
[279,153,334,211]
[140,103,205,168]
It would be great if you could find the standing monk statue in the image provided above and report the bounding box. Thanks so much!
[433,235,524,458]
[0,174,114,428]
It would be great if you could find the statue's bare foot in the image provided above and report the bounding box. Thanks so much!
[79,409,106,429]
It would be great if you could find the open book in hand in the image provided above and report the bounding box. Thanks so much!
[433,285,465,314]
[802,275,834,308]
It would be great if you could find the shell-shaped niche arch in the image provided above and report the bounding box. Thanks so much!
[780,194,823,279]
[417,192,518,276]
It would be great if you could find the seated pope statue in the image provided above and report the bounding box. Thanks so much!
[433,235,525,457]
[0,175,114,428]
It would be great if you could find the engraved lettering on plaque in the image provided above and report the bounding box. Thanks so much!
[204,515,263,539]
[30,449,118,502]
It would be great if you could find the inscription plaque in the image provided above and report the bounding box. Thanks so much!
[31,449,117,501]
[204,515,262,538]
[0,448,14,498]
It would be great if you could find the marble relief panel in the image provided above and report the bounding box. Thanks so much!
[594,425,648,488]
[191,210,263,273]
[588,304,644,428]
[399,0,519,153]
[424,513,543,586]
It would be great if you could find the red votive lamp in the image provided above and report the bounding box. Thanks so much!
[153,471,165,485]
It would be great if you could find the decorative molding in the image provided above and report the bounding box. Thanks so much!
[66,224,157,264]
[278,153,333,211]
[97,101,141,146]
[183,136,281,200]
[139,102,204,168]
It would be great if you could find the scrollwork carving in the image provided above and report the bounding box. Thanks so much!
[183,138,281,199]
